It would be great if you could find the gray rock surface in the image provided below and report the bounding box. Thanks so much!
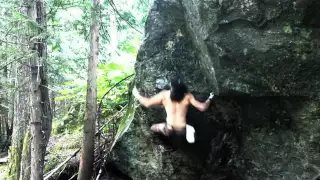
[112,0,320,179]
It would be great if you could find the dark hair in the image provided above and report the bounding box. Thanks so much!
[170,78,188,102]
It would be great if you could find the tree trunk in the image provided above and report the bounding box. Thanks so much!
[6,64,29,180]
[5,0,36,177]
[77,0,99,179]
[30,65,43,180]
[30,65,52,180]
[19,130,31,180]
[50,90,55,117]
[29,0,52,180]
[2,65,9,143]
[108,12,118,60]
[0,116,3,148]
[7,63,15,139]
[0,58,9,149]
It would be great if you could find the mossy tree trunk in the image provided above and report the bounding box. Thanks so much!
[5,65,29,180]
[5,0,32,178]
[19,130,31,180]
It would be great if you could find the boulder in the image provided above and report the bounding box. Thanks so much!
[112,0,320,179]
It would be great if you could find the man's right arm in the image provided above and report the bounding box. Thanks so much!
[133,87,165,107]
[189,93,214,112]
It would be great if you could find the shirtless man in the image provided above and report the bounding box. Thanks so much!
[132,78,214,143]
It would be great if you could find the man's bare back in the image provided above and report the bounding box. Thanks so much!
[158,90,211,129]
[161,90,189,129]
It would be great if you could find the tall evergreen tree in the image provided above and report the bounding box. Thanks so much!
[77,0,99,179]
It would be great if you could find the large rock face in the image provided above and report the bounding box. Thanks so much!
[112,0,320,179]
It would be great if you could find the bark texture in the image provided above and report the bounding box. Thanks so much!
[77,0,99,179]
[19,130,31,180]
[6,64,29,180]
[29,0,52,180]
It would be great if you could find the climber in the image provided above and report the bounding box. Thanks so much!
[132,78,214,143]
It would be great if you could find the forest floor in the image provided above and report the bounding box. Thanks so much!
[0,133,128,180]
[0,134,82,180]
[45,133,82,175]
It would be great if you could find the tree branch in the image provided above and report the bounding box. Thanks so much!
[0,56,26,71]
[96,73,134,120]
[107,0,143,34]
[0,39,29,46]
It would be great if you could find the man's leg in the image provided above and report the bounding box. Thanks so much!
[150,123,171,136]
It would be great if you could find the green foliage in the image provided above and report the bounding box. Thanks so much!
[0,0,150,179]
[0,0,150,136]
[119,38,139,54]
[47,0,149,135]
[52,103,85,135]
[110,92,136,150]
[0,0,149,175]
[55,62,133,102]
[52,61,134,136]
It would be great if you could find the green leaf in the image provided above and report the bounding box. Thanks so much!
[110,93,136,150]
[107,63,123,70]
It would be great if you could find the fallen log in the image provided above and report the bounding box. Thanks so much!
[44,149,80,180]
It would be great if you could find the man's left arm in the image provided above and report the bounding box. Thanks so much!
[133,87,164,107]
[189,92,214,112]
